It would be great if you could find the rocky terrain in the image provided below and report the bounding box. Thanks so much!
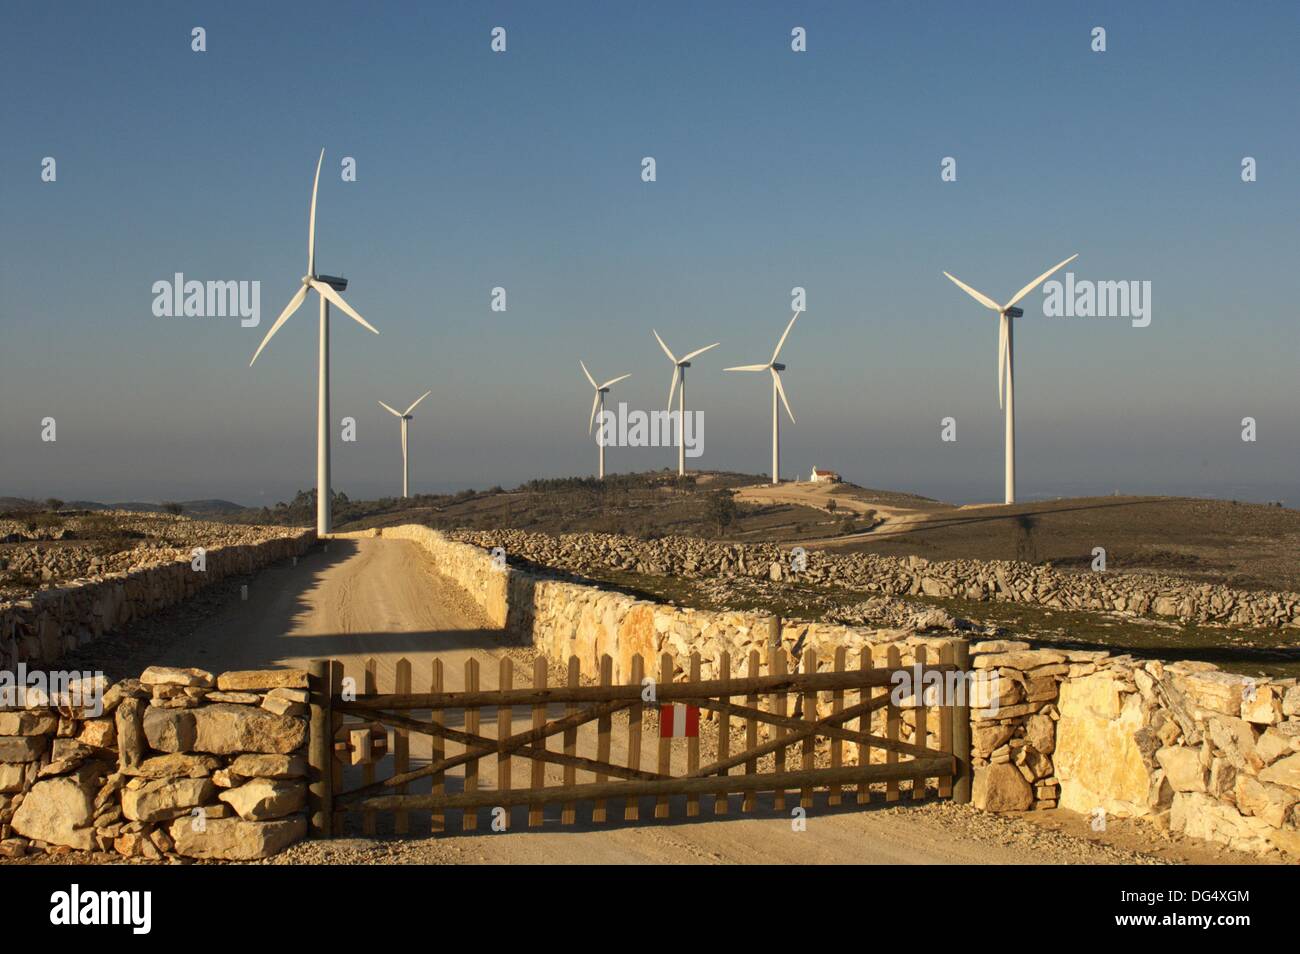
[0,511,309,601]
[449,528,1300,630]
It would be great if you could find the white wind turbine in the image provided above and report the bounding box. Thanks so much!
[725,312,800,485]
[579,361,630,480]
[249,149,379,534]
[942,253,1078,505]
[378,391,432,499]
[653,330,719,476]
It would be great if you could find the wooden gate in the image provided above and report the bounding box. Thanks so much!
[306,642,971,837]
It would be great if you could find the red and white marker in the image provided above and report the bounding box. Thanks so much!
[659,703,700,738]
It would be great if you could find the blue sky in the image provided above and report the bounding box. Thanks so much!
[1,1,1297,506]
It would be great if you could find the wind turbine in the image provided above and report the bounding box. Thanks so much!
[653,331,719,476]
[579,361,630,480]
[249,149,379,534]
[378,391,432,498]
[942,253,1077,505]
[725,312,800,485]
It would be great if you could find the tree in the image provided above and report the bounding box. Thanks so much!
[43,498,63,513]
[707,490,737,531]
[161,501,184,516]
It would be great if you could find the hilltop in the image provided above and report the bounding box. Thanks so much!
[309,471,1300,593]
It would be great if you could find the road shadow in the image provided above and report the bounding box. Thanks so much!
[328,782,945,840]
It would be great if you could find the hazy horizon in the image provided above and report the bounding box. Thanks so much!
[3,3,1297,510]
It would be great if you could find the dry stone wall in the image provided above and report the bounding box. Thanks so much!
[1054,660,1300,856]
[390,525,1300,858]
[450,529,1300,629]
[0,666,310,861]
[0,529,314,671]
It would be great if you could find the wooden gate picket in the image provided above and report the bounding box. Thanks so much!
[305,642,973,839]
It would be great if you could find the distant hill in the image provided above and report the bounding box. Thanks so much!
[1,497,248,517]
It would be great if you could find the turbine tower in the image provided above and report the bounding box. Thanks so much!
[942,253,1077,505]
[378,391,432,498]
[579,361,630,480]
[653,331,719,476]
[249,150,379,535]
[725,312,800,485]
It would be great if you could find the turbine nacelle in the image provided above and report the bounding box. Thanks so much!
[771,362,786,372]
[248,150,377,368]
[578,360,631,435]
[1003,306,1023,318]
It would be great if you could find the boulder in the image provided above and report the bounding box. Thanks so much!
[1054,673,1153,815]
[1175,670,1249,716]
[123,753,221,779]
[0,735,46,762]
[1206,716,1262,772]
[0,762,30,793]
[115,697,147,768]
[122,777,215,823]
[76,717,116,750]
[207,691,262,705]
[1024,713,1055,755]
[0,711,59,735]
[261,695,307,717]
[1256,724,1300,764]
[139,666,214,689]
[1259,752,1300,790]
[142,706,197,753]
[1241,685,1284,725]
[1283,686,1300,718]
[226,754,307,779]
[191,704,306,755]
[10,776,95,850]
[218,778,306,820]
[1170,791,1273,853]
[972,763,1034,812]
[970,640,1032,655]
[1155,746,1206,792]
[216,670,309,692]
[1234,776,1297,828]
[972,723,1014,757]
[168,814,307,860]
[972,650,1067,671]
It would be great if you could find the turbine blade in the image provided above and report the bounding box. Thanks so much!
[579,360,597,388]
[773,368,795,424]
[1005,253,1079,309]
[598,373,631,389]
[666,365,680,411]
[724,364,769,372]
[307,149,324,277]
[378,400,403,417]
[248,284,308,366]
[588,390,601,435]
[681,342,720,362]
[403,390,432,415]
[311,281,379,335]
[653,329,677,363]
[770,312,799,364]
[998,313,1008,410]
[942,272,1001,312]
